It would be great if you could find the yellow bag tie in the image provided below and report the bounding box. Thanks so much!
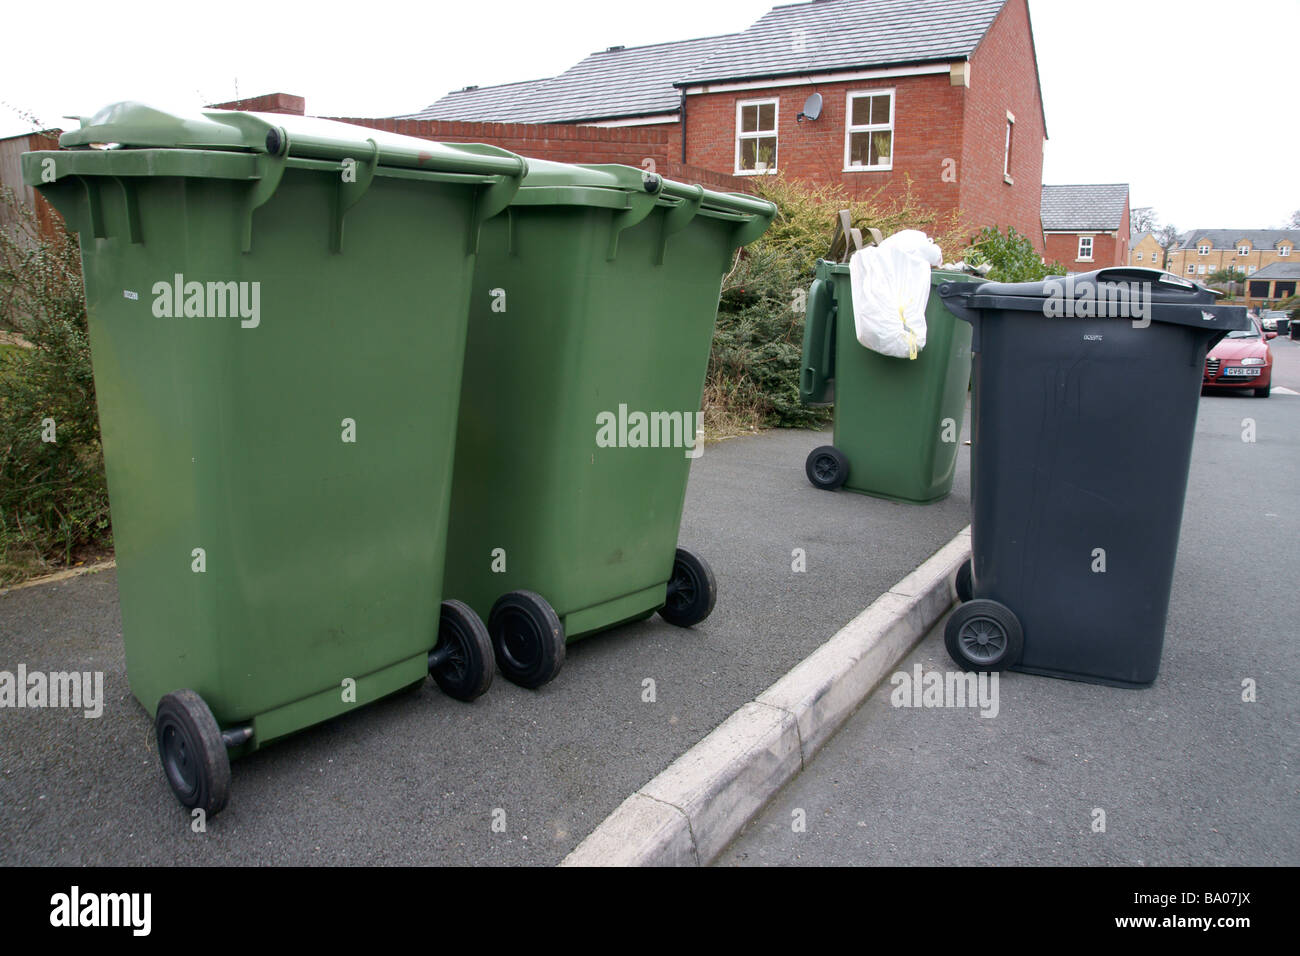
[899,303,919,360]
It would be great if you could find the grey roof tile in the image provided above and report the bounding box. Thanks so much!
[1177,229,1300,252]
[1041,183,1129,231]
[677,0,1007,87]
[403,34,734,123]
[1248,261,1300,279]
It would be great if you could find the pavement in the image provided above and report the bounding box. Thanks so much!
[718,338,1300,866]
[5,337,1297,867]
[0,421,973,865]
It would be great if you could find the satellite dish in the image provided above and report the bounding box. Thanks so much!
[797,93,822,122]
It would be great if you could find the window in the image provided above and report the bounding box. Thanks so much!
[1187,264,1195,274]
[1197,265,1206,275]
[1248,265,1257,274]
[1280,245,1292,257]
[1238,245,1249,256]
[1003,111,1015,183]
[844,90,894,171]
[1077,236,1093,261]
[1198,243,1210,255]
[1136,252,1143,261]
[735,99,778,175]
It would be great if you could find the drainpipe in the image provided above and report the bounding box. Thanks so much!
[680,89,687,164]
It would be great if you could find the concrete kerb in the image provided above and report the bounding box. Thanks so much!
[561,525,972,867]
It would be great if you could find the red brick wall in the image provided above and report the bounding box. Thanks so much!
[329,116,748,194]
[210,92,305,115]
[1045,228,1129,270]
[958,0,1047,251]
[681,73,966,220]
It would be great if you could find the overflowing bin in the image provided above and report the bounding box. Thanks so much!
[443,161,774,688]
[799,259,981,503]
[938,268,1249,686]
[23,102,527,814]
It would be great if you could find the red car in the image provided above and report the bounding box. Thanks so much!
[1203,316,1276,398]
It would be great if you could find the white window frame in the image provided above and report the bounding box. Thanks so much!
[1077,235,1094,262]
[1198,243,1210,255]
[1197,265,1206,275]
[843,88,895,172]
[1187,263,1196,274]
[1238,245,1249,256]
[734,98,779,176]
[1280,245,1292,257]
[1003,110,1015,184]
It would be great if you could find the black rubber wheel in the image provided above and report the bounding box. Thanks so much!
[954,559,974,603]
[155,689,231,817]
[489,591,565,689]
[805,445,849,490]
[1255,383,1270,398]
[431,599,495,702]
[944,599,1023,672]
[658,546,717,627]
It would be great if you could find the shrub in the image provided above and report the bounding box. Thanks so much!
[960,226,1064,283]
[704,175,968,433]
[0,188,110,584]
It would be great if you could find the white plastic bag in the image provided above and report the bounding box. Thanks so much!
[848,229,943,359]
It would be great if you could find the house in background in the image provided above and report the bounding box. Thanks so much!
[1167,229,1300,282]
[1244,262,1300,309]
[1040,183,1131,268]
[409,0,1050,250]
[1129,230,1167,269]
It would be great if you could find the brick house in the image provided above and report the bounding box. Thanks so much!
[1040,183,1131,268]
[1167,229,1300,283]
[409,0,1050,250]
[1244,262,1300,309]
[1129,230,1167,270]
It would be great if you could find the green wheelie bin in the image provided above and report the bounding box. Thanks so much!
[22,102,527,816]
[443,161,774,688]
[799,259,981,503]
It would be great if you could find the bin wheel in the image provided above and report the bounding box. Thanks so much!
[954,559,974,603]
[489,591,566,689]
[659,546,717,628]
[430,600,495,702]
[806,445,849,491]
[1254,383,1270,398]
[155,689,231,817]
[944,600,1023,672]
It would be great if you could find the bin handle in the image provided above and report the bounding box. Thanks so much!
[241,146,287,254]
[655,184,703,265]
[112,177,143,244]
[607,188,659,261]
[469,158,527,256]
[331,138,379,254]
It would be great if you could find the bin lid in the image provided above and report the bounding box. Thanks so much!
[953,267,1251,332]
[49,101,525,179]
[514,157,775,222]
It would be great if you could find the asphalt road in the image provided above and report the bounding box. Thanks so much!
[720,356,1300,866]
[0,422,974,865]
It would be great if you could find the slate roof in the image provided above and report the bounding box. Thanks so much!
[1249,261,1300,280]
[677,0,1007,86]
[403,34,734,124]
[1177,229,1300,252]
[1040,184,1129,231]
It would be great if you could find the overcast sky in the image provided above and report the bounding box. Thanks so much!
[2,0,1294,230]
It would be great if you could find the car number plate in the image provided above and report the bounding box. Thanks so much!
[1223,367,1261,377]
